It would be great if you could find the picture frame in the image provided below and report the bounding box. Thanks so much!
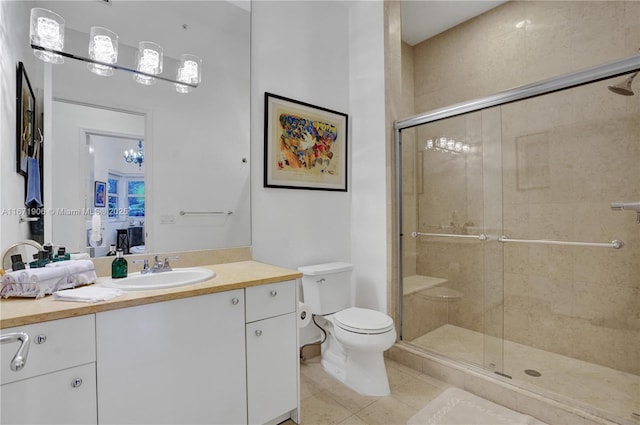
[94,181,106,207]
[16,62,36,177]
[264,92,348,191]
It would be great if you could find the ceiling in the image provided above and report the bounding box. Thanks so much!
[401,0,507,46]
[41,1,506,57]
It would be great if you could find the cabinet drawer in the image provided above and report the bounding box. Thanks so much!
[1,315,96,385]
[1,363,97,425]
[245,280,295,322]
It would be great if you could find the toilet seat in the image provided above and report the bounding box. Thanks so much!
[334,307,394,335]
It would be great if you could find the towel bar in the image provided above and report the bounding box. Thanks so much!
[179,210,233,216]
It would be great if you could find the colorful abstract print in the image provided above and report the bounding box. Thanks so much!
[278,113,338,174]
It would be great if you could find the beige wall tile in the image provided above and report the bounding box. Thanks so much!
[401,0,639,383]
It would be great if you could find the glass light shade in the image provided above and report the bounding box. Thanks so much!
[87,26,118,77]
[133,41,163,85]
[30,8,65,64]
[175,54,202,93]
[447,139,456,150]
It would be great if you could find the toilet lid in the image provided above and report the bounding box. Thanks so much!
[334,307,394,334]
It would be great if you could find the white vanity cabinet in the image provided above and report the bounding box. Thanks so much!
[96,289,247,424]
[245,280,298,425]
[0,315,97,425]
[0,272,301,425]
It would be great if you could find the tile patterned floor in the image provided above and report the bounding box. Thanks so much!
[290,357,452,425]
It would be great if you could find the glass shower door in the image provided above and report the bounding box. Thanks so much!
[400,108,505,374]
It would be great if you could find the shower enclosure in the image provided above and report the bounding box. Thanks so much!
[395,54,640,424]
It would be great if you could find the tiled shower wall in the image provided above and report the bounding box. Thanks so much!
[403,1,640,374]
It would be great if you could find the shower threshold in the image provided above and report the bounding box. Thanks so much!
[409,324,639,424]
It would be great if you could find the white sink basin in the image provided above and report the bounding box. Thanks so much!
[100,267,215,291]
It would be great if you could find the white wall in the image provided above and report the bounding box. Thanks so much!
[0,1,43,249]
[347,2,387,312]
[251,1,352,270]
[251,1,388,344]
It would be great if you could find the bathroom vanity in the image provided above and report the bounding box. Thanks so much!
[0,261,301,425]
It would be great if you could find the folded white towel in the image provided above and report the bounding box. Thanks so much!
[1,260,97,299]
[18,267,68,285]
[68,270,98,287]
[1,272,19,286]
[46,259,95,273]
[45,260,97,287]
[53,286,124,303]
[70,253,91,260]
[1,271,47,298]
[1,278,62,299]
[1,283,40,298]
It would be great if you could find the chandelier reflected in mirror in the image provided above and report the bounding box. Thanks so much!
[124,140,144,169]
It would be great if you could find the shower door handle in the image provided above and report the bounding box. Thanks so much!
[611,201,640,223]
[610,201,640,211]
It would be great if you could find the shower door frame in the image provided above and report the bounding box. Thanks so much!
[394,52,640,340]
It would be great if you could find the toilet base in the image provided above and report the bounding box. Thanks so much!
[344,350,391,396]
[320,334,391,397]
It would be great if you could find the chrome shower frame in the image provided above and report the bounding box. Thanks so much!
[393,52,640,340]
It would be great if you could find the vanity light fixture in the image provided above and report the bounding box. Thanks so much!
[425,137,470,154]
[87,26,119,77]
[133,41,163,85]
[29,8,65,64]
[28,8,201,92]
[123,140,144,169]
[175,54,202,93]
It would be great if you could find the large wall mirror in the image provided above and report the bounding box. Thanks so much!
[38,1,251,257]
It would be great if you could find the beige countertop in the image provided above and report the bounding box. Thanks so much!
[1,260,302,329]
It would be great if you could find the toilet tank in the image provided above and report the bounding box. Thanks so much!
[298,262,354,315]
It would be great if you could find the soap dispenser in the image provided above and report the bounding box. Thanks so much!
[111,249,128,279]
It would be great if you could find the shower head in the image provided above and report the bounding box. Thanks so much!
[607,71,638,96]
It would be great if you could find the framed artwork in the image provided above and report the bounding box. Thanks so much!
[94,181,106,207]
[264,92,348,191]
[16,62,36,177]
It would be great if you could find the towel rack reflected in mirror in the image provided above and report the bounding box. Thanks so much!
[179,211,233,216]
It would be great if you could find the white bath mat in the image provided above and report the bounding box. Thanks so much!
[407,388,549,425]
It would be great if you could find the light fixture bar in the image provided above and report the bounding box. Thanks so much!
[31,44,198,88]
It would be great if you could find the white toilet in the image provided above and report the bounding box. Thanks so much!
[298,262,396,396]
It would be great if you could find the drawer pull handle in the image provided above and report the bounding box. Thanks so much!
[255,330,262,337]
[0,332,30,372]
[270,290,277,297]
[231,297,240,305]
[35,334,47,345]
[317,278,326,284]
[71,378,83,388]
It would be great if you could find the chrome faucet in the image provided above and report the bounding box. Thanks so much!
[151,255,179,273]
[132,259,151,274]
[133,256,179,273]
